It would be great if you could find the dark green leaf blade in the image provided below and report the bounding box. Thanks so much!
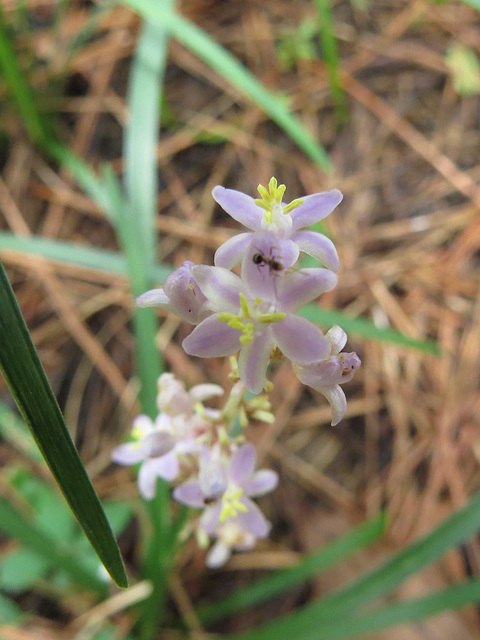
[0,258,127,588]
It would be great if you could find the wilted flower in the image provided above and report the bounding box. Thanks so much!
[213,177,342,272]
[293,326,361,426]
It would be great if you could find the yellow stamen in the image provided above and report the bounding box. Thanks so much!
[219,487,247,522]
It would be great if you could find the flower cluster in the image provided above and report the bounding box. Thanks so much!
[115,178,361,566]
[112,373,278,567]
[137,178,361,425]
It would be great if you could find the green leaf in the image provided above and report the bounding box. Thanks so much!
[0,592,23,623]
[0,258,127,589]
[0,498,107,595]
[121,0,332,170]
[199,513,386,624]
[305,578,480,639]
[233,489,480,639]
[445,45,480,96]
[1,549,49,593]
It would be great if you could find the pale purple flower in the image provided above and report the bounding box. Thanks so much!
[135,261,210,324]
[206,521,257,568]
[111,413,200,500]
[293,326,361,426]
[157,372,223,416]
[182,246,338,393]
[213,178,342,271]
[174,443,277,541]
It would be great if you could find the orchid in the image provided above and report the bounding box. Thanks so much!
[173,443,278,549]
[213,177,342,272]
[182,242,338,393]
[293,326,361,426]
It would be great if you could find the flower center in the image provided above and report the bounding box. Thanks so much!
[254,176,304,234]
[219,486,247,522]
[218,293,286,344]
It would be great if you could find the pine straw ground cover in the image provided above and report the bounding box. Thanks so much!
[1,0,480,638]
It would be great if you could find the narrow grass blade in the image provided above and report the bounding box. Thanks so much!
[461,0,480,9]
[0,258,127,588]
[121,0,332,170]
[299,305,441,355]
[308,578,480,640]
[0,231,171,282]
[199,513,385,624]
[314,0,346,122]
[0,498,107,596]
[233,490,480,639]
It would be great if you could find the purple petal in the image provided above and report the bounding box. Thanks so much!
[229,443,257,485]
[245,470,279,497]
[272,315,330,364]
[238,331,274,394]
[294,358,343,387]
[241,234,283,301]
[163,262,208,324]
[143,431,175,458]
[212,186,263,230]
[291,230,340,271]
[318,385,347,426]
[206,542,231,568]
[290,190,343,232]
[276,269,338,312]
[136,288,170,308]
[237,499,271,538]
[173,480,206,508]
[138,459,161,500]
[214,233,254,269]
[278,238,300,269]
[183,315,241,357]
[325,325,347,355]
[201,503,223,535]
[149,451,179,482]
[192,266,244,313]
[111,442,148,465]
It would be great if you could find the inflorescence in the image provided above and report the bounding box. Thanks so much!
[113,178,361,567]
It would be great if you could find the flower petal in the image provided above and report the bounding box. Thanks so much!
[163,262,208,324]
[137,459,161,500]
[290,190,343,232]
[318,385,347,426]
[276,268,338,312]
[212,186,263,230]
[291,230,340,271]
[325,325,347,355]
[245,470,279,497]
[183,315,241,357]
[238,331,274,394]
[278,238,300,269]
[293,358,343,388]
[111,442,148,465]
[237,499,271,538]
[272,315,330,363]
[189,383,224,402]
[201,503,223,535]
[143,431,175,458]
[214,233,254,269]
[229,443,257,485]
[149,451,179,482]
[136,288,170,308]
[206,541,231,568]
[173,480,206,508]
[192,265,244,313]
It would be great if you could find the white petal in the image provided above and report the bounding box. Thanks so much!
[189,384,224,402]
[138,459,160,500]
[206,541,231,568]
[272,315,330,364]
[291,230,340,271]
[325,325,347,355]
[111,442,147,465]
[317,385,347,426]
[212,186,263,230]
[182,315,241,357]
[136,288,170,308]
[214,233,254,269]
